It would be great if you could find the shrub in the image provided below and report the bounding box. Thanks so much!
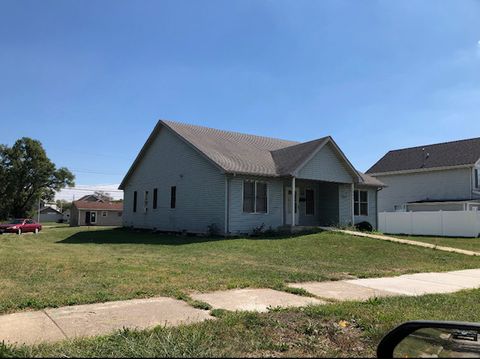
[355,221,373,232]
[207,223,220,237]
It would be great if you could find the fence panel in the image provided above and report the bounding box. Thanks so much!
[379,211,480,238]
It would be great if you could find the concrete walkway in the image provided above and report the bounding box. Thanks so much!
[191,288,324,312]
[0,297,212,346]
[323,228,480,256]
[2,269,480,346]
[290,269,480,300]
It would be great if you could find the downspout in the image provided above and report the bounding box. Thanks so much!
[292,177,296,227]
[470,166,474,200]
[351,183,355,226]
[224,175,229,236]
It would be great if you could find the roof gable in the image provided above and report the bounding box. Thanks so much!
[367,137,480,175]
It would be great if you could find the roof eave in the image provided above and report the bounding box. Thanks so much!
[368,164,474,177]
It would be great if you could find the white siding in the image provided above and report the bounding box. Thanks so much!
[297,143,354,183]
[123,127,225,233]
[375,168,475,212]
[338,184,353,226]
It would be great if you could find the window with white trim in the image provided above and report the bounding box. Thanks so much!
[354,190,368,216]
[243,180,268,213]
[102,211,107,217]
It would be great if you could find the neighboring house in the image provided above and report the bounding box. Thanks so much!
[37,206,63,223]
[62,209,71,222]
[70,195,123,226]
[119,120,384,235]
[367,137,480,212]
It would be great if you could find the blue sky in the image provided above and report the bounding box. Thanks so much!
[1,0,479,199]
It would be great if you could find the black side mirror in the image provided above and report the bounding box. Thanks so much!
[377,320,480,358]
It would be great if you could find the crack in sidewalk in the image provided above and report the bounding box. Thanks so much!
[42,310,69,340]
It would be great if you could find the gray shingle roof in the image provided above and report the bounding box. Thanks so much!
[270,137,330,175]
[163,120,297,176]
[120,120,385,189]
[358,172,385,187]
[367,137,480,174]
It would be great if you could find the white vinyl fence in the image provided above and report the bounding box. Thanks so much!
[379,211,480,238]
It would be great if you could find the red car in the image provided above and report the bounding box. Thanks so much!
[0,219,42,235]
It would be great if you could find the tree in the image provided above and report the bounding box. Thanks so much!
[55,199,72,212]
[0,138,75,219]
[94,191,113,202]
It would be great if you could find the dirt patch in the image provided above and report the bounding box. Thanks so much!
[245,310,374,357]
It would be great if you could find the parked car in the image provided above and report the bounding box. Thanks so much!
[0,219,42,235]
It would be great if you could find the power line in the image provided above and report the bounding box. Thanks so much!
[60,187,123,193]
[70,168,125,176]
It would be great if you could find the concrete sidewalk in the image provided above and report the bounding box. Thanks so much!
[0,297,213,346]
[323,227,480,257]
[290,269,480,301]
[2,269,480,346]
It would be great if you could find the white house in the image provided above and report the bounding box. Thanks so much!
[119,120,385,235]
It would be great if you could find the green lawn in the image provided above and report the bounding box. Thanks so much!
[396,235,480,252]
[1,226,480,315]
[5,288,480,358]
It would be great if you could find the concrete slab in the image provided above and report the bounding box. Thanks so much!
[0,311,66,345]
[448,269,480,278]
[45,297,213,339]
[289,281,398,301]
[191,288,323,312]
[402,272,480,289]
[347,277,464,296]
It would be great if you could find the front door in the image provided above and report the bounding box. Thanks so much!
[85,211,91,225]
[285,187,299,225]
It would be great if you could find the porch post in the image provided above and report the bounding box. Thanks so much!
[292,177,296,227]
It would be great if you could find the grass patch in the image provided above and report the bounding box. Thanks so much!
[6,289,480,358]
[396,235,480,252]
[1,226,480,314]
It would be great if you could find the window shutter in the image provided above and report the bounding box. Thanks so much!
[475,169,479,189]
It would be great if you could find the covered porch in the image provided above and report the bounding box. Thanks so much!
[283,177,353,228]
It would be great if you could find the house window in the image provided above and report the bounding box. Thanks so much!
[144,191,149,212]
[475,169,479,189]
[133,191,137,213]
[243,180,268,213]
[170,186,176,209]
[256,182,267,213]
[102,211,107,217]
[118,211,123,217]
[305,189,315,215]
[153,188,158,209]
[354,190,368,216]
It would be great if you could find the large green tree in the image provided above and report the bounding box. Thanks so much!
[0,138,75,219]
